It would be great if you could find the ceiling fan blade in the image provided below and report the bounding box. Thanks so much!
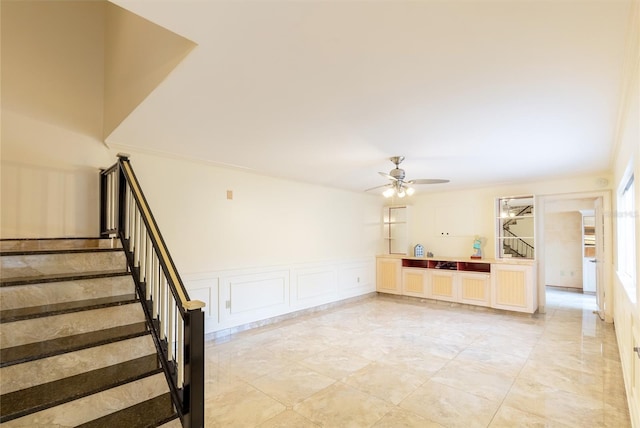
[408,178,450,185]
[365,183,392,192]
[378,171,398,181]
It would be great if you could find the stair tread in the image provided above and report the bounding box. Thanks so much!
[0,247,123,256]
[0,321,150,367]
[76,392,177,428]
[0,269,130,287]
[0,293,139,322]
[0,237,121,253]
[0,354,163,422]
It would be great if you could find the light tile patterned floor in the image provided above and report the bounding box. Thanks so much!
[204,289,631,427]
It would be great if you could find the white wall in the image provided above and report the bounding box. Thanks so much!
[108,146,382,333]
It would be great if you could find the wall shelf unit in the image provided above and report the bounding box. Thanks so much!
[383,205,409,255]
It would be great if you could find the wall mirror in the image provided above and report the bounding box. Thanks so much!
[496,196,535,259]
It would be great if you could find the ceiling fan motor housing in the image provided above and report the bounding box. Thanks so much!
[390,168,405,180]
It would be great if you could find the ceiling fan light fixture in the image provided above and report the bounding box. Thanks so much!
[367,156,449,197]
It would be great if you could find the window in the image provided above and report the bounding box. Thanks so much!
[617,172,636,288]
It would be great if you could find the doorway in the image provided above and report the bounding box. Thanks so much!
[537,191,612,321]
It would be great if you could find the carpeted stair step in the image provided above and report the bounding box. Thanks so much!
[0,354,164,423]
[0,321,150,368]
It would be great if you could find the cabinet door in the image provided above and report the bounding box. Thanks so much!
[459,272,490,307]
[402,268,427,297]
[429,270,458,302]
[376,258,402,295]
[491,264,536,313]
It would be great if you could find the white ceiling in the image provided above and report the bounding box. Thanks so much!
[108,0,632,194]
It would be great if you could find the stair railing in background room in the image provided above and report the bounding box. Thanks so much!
[502,228,535,259]
[100,154,205,428]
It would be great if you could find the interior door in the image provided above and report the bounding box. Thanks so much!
[594,197,605,319]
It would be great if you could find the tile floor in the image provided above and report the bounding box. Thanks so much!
[203,289,631,427]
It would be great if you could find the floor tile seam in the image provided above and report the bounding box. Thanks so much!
[499,390,607,428]
[434,357,519,386]
[394,397,448,427]
[507,373,619,422]
[340,362,426,406]
[515,371,608,403]
[257,409,320,428]
[253,376,341,411]
[532,348,625,364]
[484,351,540,428]
[342,368,429,412]
[525,363,607,383]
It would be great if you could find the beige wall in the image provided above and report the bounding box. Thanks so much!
[400,175,610,261]
[544,212,583,289]
[610,0,639,424]
[0,111,112,238]
[109,145,382,273]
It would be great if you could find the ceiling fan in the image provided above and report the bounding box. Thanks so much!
[366,156,449,198]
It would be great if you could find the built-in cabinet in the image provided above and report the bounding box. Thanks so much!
[459,271,491,307]
[377,256,536,313]
[376,257,402,294]
[491,263,537,313]
[402,268,427,297]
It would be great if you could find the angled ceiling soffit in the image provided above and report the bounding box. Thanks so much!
[103,2,196,140]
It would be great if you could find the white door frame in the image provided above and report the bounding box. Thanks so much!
[536,190,613,322]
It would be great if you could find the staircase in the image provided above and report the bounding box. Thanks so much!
[0,237,181,427]
[501,204,535,259]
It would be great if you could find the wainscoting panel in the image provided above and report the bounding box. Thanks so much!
[219,270,290,326]
[338,261,375,298]
[291,266,338,310]
[182,257,374,334]
[182,277,219,333]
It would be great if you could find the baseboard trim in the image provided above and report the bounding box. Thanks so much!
[205,292,377,342]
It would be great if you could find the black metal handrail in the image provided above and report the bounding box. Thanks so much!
[502,228,535,259]
[502,205,533,228]
[100,154,204,428]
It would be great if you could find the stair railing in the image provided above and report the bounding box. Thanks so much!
[502,228,535,259]
[100,154,205,428]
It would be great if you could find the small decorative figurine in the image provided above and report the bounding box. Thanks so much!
[471,236,482,259]
[414,244,424,257]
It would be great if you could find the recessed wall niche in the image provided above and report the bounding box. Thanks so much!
[496,196,535,259]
